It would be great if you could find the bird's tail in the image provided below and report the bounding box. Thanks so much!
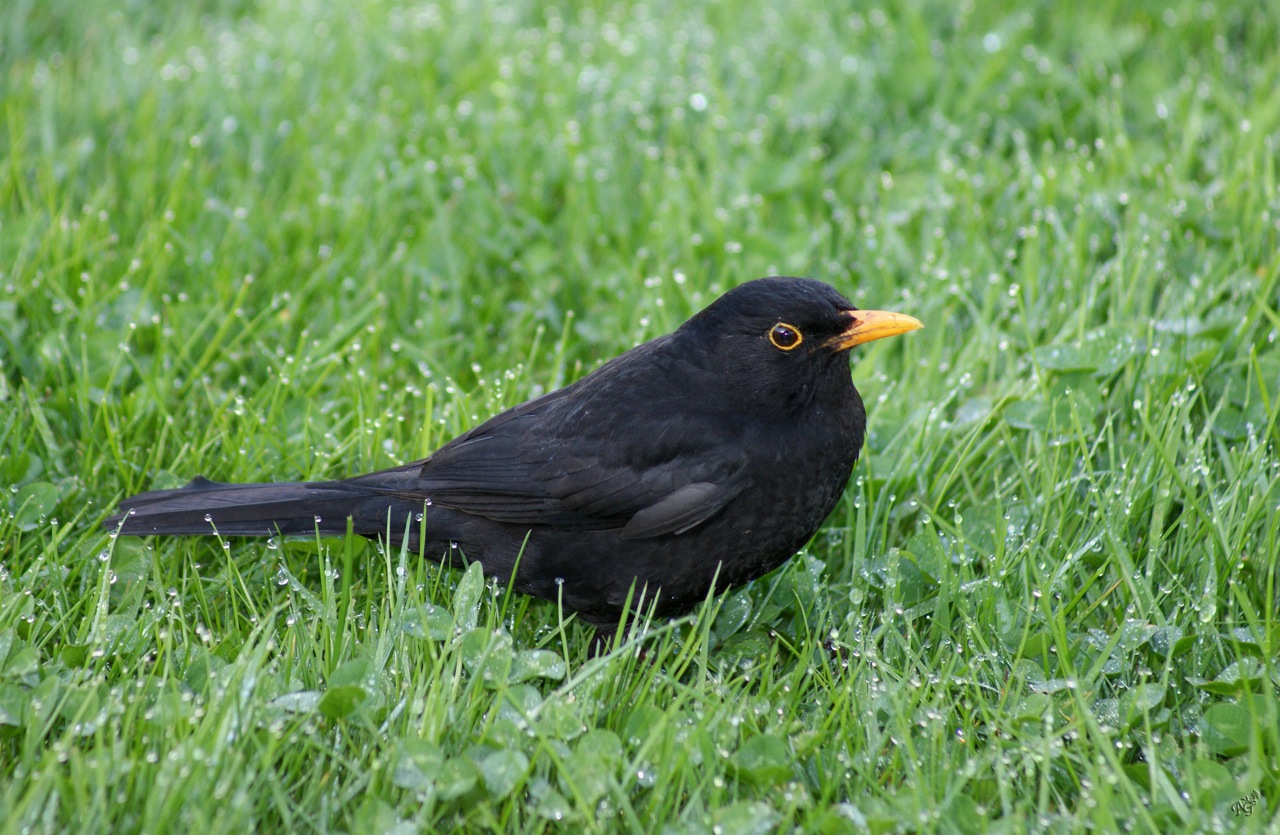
[104,476,423,538]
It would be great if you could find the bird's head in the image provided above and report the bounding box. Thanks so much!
[678,276,922,414]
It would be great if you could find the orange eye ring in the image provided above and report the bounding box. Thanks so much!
[768,323,803,351]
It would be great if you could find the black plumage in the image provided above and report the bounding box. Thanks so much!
[106,277,921,638]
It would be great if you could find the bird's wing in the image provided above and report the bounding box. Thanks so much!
[619,481,735,539]
[357,381,747,539]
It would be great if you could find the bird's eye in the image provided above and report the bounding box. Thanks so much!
[768,323,803,351]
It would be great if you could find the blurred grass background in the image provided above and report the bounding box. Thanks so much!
[2,0,1279,831]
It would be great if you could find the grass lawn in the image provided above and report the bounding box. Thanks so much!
[3,0,1279,831]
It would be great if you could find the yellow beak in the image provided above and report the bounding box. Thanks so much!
[830,309,924,350]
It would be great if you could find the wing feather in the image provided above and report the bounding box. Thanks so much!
[377,343,748,537]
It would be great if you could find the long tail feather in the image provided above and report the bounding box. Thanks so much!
[104,476,418,537]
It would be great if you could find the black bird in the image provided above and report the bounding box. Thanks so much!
[106,277,921,641]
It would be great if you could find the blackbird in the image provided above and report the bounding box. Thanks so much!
[106,277,921,641]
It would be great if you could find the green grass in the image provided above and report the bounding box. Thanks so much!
[3,0,1279,830]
